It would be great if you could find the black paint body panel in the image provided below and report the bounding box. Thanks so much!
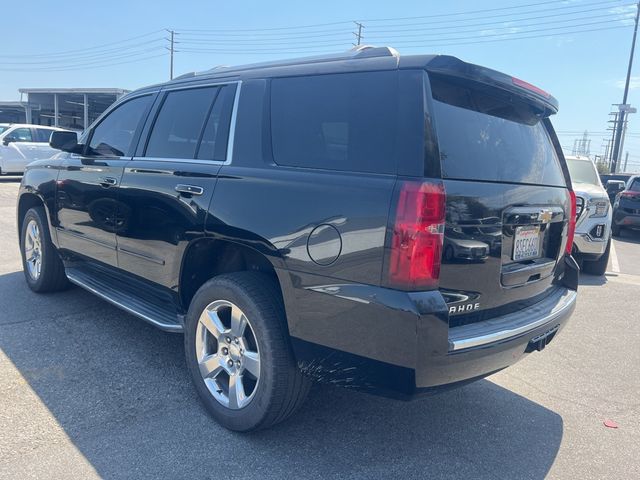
[17,50,578,398]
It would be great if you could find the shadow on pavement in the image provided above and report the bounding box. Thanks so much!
[579,272,607,286]
[613,230,640,245]
[0,270,563,479]
[0,176,22,183]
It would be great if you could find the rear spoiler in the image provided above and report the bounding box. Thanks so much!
[426,55,558,116]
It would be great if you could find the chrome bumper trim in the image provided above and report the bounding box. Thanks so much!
[448,288,577,351]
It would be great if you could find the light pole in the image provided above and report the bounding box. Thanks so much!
[611,0,640,173]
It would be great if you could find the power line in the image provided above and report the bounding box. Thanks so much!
[0,30,165,58]
[0,39,165,65]
[0,50,167,72]
[360,0,626,22]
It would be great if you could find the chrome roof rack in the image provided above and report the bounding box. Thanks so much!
[171,46,400,81]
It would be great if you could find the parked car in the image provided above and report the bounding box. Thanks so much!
[605,179,627,203]
[0,124,65,175]
[565,156,612,275]
[600,172,634,185]
[612,175,640,236]
[17,47,579,432]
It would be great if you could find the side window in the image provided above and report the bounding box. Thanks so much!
[33,129,53,143]
[270,71,398,174]
[197,84,236,161]
[145,86,219,159]
[88,95,152,157]
[10,128,33,142]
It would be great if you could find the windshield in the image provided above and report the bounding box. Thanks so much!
[567,159,600,186]
[0,126,9,135]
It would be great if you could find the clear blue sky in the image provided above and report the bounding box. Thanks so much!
[2,0,640,169]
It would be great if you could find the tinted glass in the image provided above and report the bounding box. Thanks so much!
[33,128,54,143]
[629,178,640,192]
[0,126,9,134]
[146,87,218,159]
[10,128,32,142]
[271,71,398,174]
[197,84,236,161]
[567,159,600,186]
[89,95,151,157]
[430,74,566,187]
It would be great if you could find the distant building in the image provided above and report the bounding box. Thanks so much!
[0,101,26,123]
[0,88,129,130]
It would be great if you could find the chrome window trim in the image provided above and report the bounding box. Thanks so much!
[127,80,241,166]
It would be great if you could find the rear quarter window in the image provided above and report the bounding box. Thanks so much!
[270,71,398,175]
[429,74,566,187]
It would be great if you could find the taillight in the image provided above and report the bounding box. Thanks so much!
[511,76,551,98]
[565,190,577,255]
[620,191,638,198]
[385,180,446,290]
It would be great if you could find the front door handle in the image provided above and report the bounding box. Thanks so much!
[175,184,204,196]
[99,176,118,187]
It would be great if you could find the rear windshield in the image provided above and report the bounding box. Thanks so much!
[0,126,9,135]
[566,158,600,186]
[629,178,640,192]
[429,74,566,187]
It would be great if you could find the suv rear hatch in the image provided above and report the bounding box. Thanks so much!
[426,58,572,327]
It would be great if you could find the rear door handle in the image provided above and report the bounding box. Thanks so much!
[99,176,118,187]
[175,184,204,196]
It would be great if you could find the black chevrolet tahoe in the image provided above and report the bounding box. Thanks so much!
[17,46,579,432]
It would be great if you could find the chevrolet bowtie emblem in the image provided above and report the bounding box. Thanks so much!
[537,209,553,223]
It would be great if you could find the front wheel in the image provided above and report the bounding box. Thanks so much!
[20,207,69,292]
[582,238,611,276]
[611,222,622,237]
[184,272,311,431]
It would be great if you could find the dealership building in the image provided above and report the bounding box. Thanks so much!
[0,88,128,130]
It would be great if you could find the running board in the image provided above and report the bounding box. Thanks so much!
[66,267,184,333]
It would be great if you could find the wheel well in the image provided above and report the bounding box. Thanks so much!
[17,193,45,238]
[180,239,282,310]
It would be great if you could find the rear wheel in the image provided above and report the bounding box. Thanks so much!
[184,272,311,431]
[582,238,611,276]
[20,207,69,293]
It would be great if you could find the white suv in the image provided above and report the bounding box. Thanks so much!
[0,124,64,175]
[565,155,612,275]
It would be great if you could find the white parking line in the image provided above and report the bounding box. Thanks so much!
[610,240,620,273]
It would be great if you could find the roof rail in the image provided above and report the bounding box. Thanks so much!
[171,46,400,81]
[350,45,399,59]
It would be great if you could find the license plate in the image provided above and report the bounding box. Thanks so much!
[513,225,541,261]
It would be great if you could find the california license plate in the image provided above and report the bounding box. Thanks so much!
[513,225,541,261]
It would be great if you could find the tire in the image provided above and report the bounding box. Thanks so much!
[184,271,311,432]
[20,207,69,293]
[611,222,621,237]
[582,237,611,276]
[444,245,454,262]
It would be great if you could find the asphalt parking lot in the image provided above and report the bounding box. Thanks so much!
[0,177,639,480]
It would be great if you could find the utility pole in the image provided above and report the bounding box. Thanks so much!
[353,22,365,46]
[624,151,629,172]
[165,29,177,80]
[611,0,640,173]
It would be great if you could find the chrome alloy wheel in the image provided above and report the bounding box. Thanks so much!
[24,219,42,281]
[195,300,261,410]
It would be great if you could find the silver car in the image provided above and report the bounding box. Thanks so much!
[0,124,64,175]
[565,155,612,275]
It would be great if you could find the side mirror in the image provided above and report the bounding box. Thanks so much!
[50,130,81,153]
[2,135,16,146]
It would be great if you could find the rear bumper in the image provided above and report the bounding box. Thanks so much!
[286,269,577,399]
[613,208,640,228]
